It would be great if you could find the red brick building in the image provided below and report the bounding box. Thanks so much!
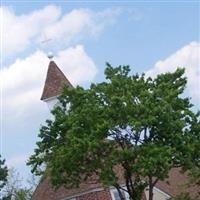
[32,59,199,200]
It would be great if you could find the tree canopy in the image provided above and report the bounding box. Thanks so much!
[0,155,8,192]
[28,64,200,200]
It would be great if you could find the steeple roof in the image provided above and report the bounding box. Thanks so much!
[41,61,73,101]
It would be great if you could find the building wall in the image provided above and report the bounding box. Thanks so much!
[76,190,112,200]
[45,97,59,110]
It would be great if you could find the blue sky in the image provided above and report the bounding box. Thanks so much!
[0,1,199,185]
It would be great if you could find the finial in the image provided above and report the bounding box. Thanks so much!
[47,51,54,61]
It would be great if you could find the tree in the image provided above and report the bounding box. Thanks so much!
[1,168,37,200]
[28,64,200,200]
[0,155,8,192]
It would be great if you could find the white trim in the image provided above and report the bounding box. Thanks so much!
[59,187,104,200]
[110,189,117,200]
[110,186,129,200]
[154,187,171,198]
[43,95,58,102]
[109,184,126,190]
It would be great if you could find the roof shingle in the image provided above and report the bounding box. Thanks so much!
[41,61,73,101]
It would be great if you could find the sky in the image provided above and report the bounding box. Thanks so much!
[0,1,200,185]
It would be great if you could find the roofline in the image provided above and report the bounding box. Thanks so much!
[31,177,44,200]
[59,187,104,200]
[153,187,171,198]
[40,60,73,100]
[42,95,59,102]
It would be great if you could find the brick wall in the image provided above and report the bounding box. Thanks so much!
[76,190,112,200]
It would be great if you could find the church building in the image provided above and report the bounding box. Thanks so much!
[31,57,199,200]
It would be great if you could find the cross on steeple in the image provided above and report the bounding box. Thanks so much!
[40,33,53,53]
[41,38,52,44]
[40,35,54,60]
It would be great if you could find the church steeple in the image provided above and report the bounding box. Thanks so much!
[41,59,73,102]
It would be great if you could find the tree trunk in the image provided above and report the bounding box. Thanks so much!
[148,176,154,200]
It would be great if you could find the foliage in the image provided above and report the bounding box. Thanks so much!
[1,188,32,200]
[1,168,37,200]
[28,64,200,200]
[0,155,8,191]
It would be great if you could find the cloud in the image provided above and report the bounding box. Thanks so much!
[1,5,61,56]
[1,5,121,56]
[146,41,200,102]
[7,154,28,168]
[41,7,121,43]
[56,45,98,85]
[1,45,97,120]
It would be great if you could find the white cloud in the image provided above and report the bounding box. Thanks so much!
[1,45,97,119]
[7,154,28,168]
[56,45,97,85]
[1,5,121,56]
[146,41,200,102]
[1,5,61,55]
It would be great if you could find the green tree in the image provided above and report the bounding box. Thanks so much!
[0,155,8,192]
[28,64,200,200]
[1,168,36,200]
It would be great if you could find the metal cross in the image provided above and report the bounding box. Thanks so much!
[40,32,53,46]
[41,38,52,44]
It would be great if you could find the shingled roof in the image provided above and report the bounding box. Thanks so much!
[31,168,200,200]
[41,61,73,101]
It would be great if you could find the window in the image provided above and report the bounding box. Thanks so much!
[110,188,129,200]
